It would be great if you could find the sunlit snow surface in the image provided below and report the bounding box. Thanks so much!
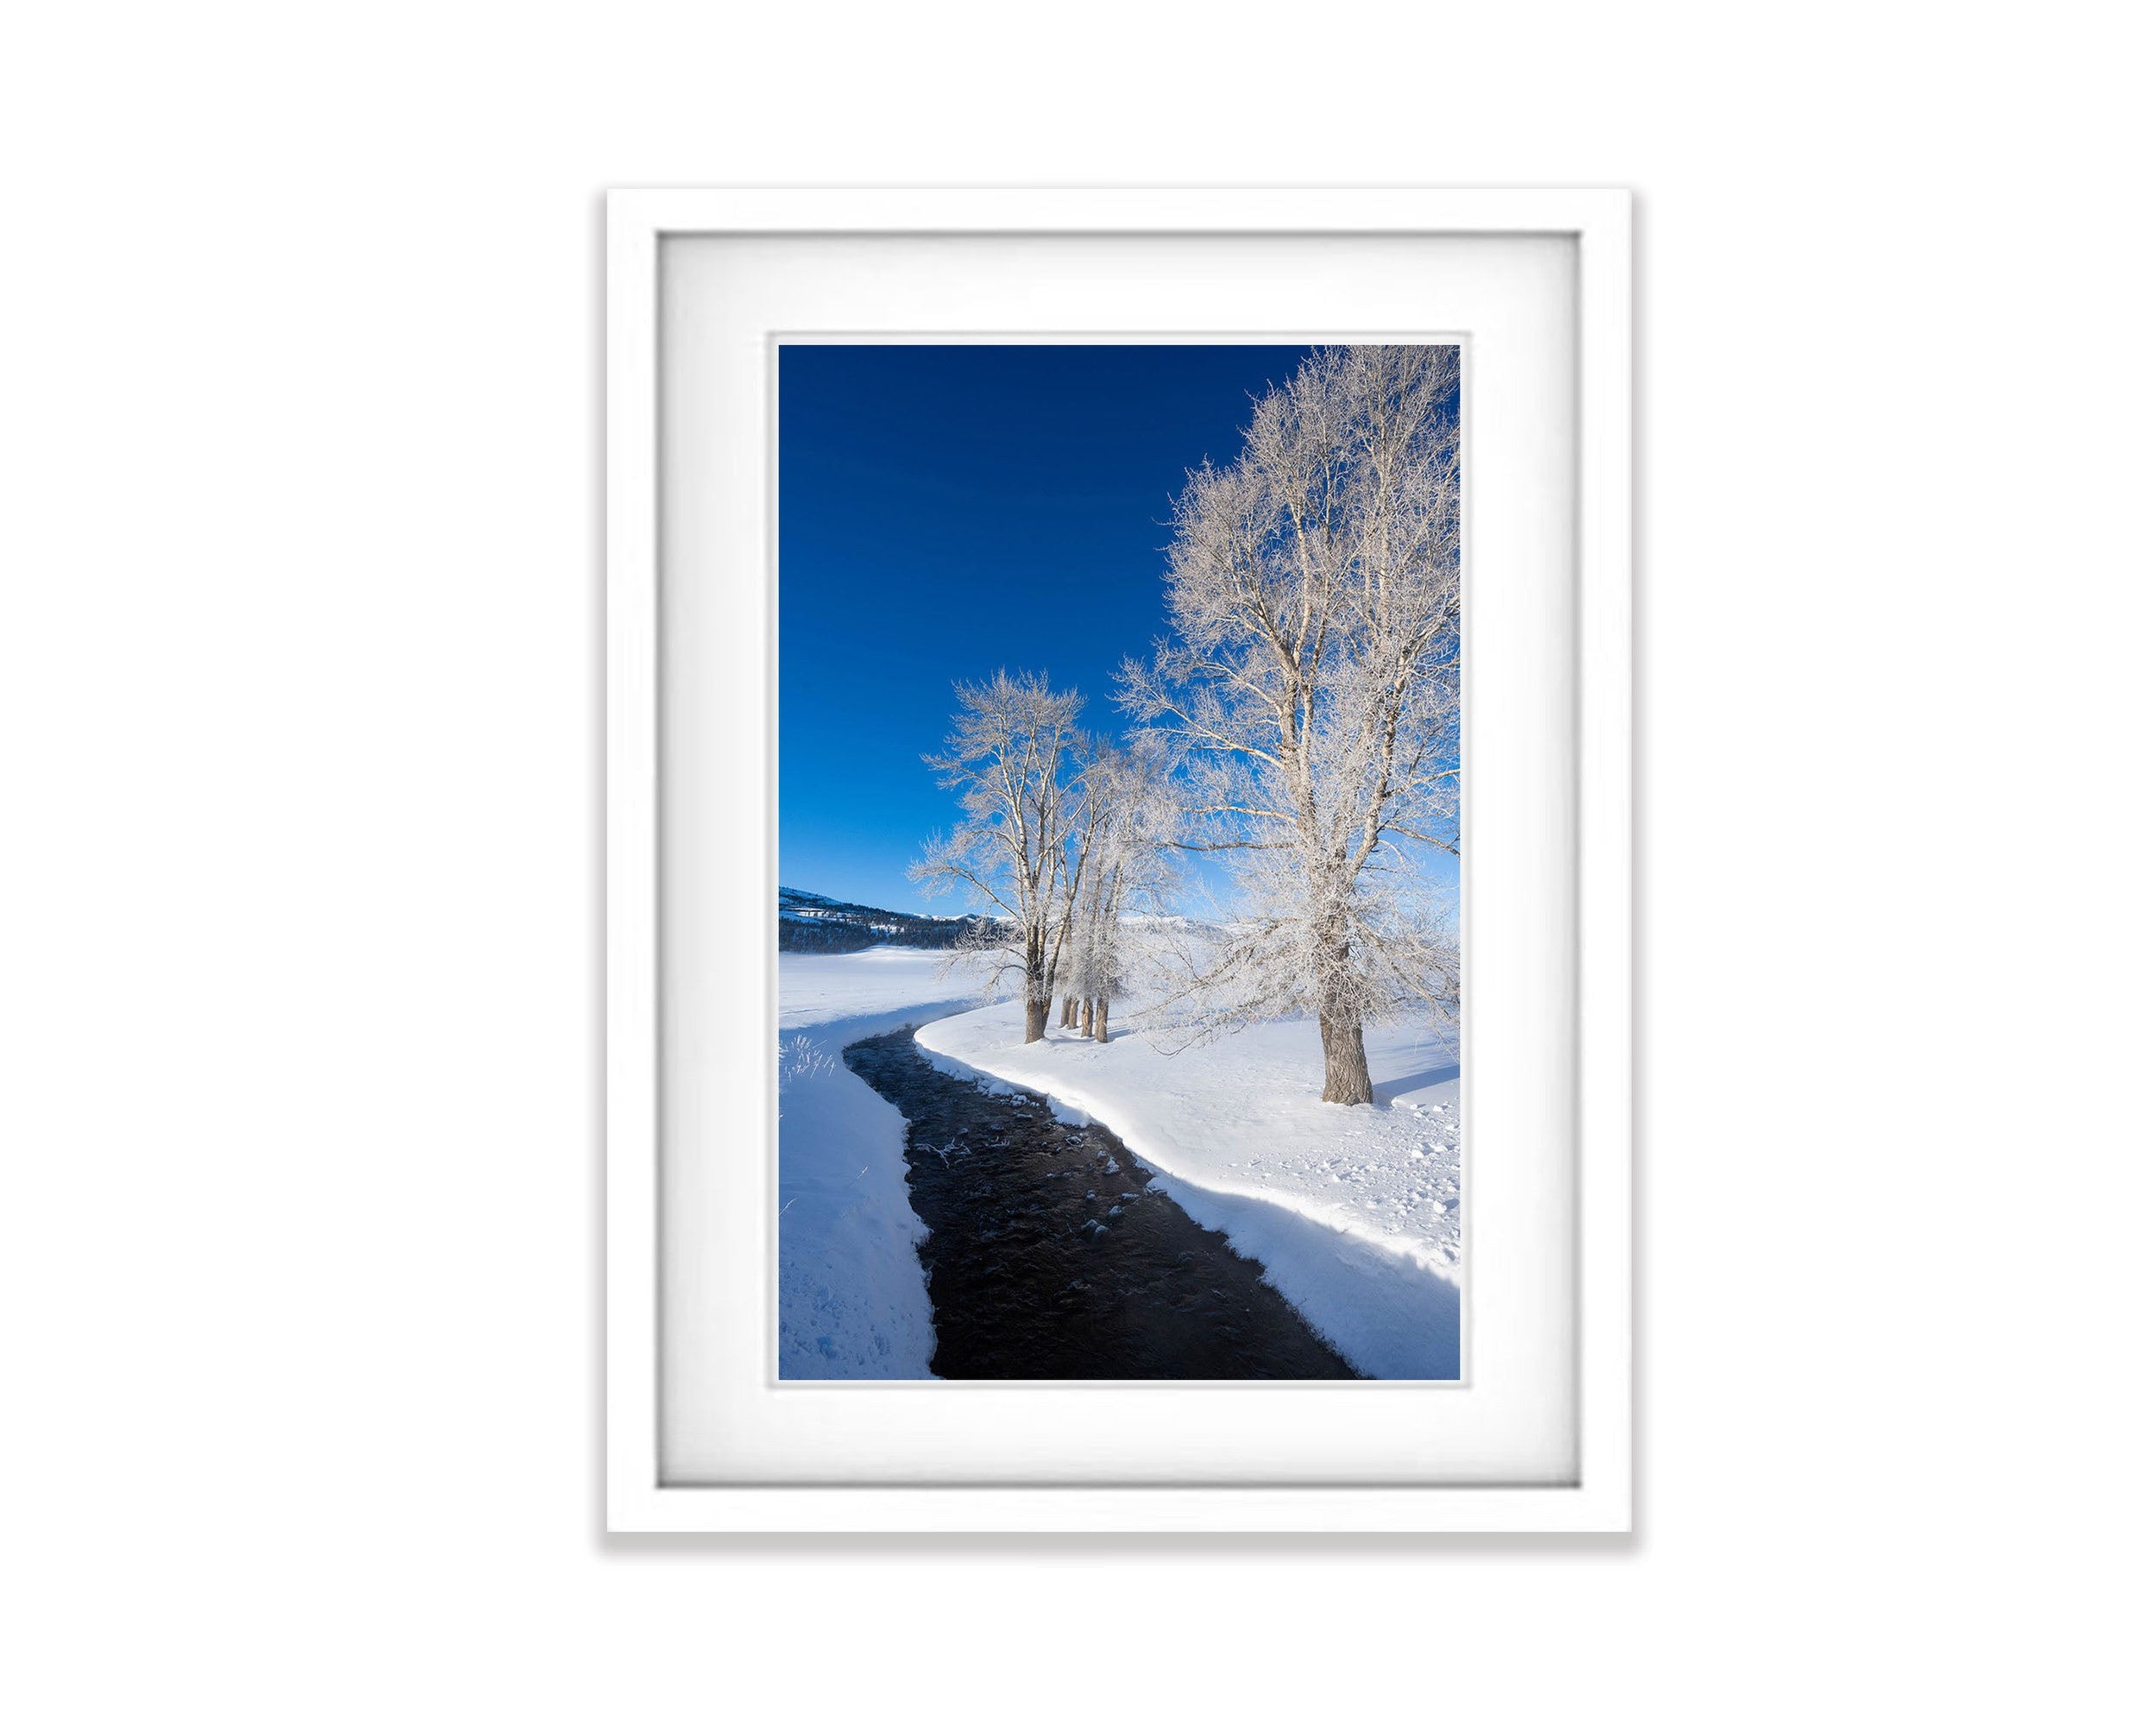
[776,950,984,1379]
[779,944,987,1031]
[776,948,1463,1380]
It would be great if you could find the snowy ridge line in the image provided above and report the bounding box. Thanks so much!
[910,1038,1461,1284]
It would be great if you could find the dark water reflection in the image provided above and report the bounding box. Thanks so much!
[844,1028,1359,1380]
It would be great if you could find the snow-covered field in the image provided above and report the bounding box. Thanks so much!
[915,1004,1462,1379]
[776,949,982,1378]
[779,946,984,1032]
[777,947,1464,1381]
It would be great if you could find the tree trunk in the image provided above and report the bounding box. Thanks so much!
[1023,933,1050,1043]
[1063,996,1077,1029]
[1317,1008,1373,1105]
[1093,997,1109,1042]
[1079,998,1094,1037]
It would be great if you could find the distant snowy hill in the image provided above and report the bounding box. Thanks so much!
[777,886,994,954]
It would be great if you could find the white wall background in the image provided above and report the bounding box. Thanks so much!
[2,4,2147,1719]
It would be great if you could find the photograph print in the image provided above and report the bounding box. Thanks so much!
[777,342,1463,1381]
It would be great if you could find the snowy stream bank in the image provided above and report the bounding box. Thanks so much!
[915,1003,1462,1379]
[776,953,980,1378]
[777,949,1465,1381]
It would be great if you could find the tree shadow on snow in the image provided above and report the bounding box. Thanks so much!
[1372,1063,1461,1107]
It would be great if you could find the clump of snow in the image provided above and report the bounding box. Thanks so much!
[915,1003,1461,1379]
[776,948,988,1379]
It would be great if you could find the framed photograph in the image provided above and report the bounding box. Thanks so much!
[607,189,1631,1533]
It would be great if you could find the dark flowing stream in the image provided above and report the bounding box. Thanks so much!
[843,1027,1359,1379]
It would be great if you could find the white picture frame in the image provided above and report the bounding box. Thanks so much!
[607,188,1631,1533]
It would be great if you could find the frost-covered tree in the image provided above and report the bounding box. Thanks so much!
[1119,345,1462,1104]
[1048,739,1109,1035]
[911,670,1089,1043]
[1064,740,1179,1042]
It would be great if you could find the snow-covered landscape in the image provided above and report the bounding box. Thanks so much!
[778,947,1461,1379]
[779,343,1465,1381]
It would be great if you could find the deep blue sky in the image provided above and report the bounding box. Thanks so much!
[779,343,1315,913]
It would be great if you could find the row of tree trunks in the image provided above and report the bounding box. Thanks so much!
[1055,994,1112,1041]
